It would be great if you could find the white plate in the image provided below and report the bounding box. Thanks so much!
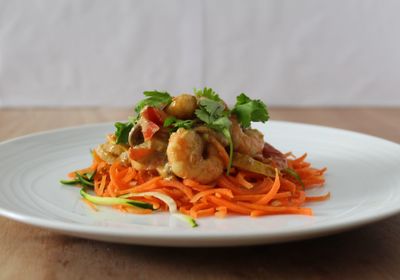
[0,121,399,247]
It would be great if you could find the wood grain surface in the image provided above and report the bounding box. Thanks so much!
[0,107,399,280]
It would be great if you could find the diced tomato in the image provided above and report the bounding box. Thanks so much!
[141,119,160,141]
[129,147,153,160]
[141,107,167,126]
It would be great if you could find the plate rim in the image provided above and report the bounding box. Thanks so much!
[0,120,399,246]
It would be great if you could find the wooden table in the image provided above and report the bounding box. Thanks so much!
[0,107,399,280]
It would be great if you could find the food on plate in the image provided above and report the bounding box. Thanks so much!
[61,88,328,227]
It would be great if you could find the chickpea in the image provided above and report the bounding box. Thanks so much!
[166,94,197,119]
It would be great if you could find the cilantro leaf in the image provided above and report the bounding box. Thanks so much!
[194,87,221,101]
[114,91,172,144]
[232,93,269,128]
[163,116,177,127]
[134,91,172,115]
[195,98,233,174]
[194,108,211,124]
[163,116,195,131]
[114,121,133,144]
[195,99,226,126]
[174,119,195,130]
[208,116,231,132]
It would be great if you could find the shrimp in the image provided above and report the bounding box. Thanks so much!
[231,117,264,157]
[194,125,229,147]
[165,94,197,119]
[166,128,224,184]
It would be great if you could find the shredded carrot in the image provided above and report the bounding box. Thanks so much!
[190,188,233,203]
[109,161,131,190]
[256,169,281,204]
[280,178,297,193]
[157,179,194,199]
[183,179,214,191]
[291,190,306,205]
[196,207,215,218]
[215,206,228,218]
[121,176,162,194]
[292,153,307,164]
[190,202,211,218]
[121,205,153,215]
[233,191,292,202]
[305,192,331,202]
[250,207,313,216]
[218,176,267,195]
[66,146,328,220]
[235,172,255,189]
[208,196,252,215]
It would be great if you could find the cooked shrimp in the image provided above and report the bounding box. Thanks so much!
[194,125,229,147]
[165,94,197,119]
[231,117,264,157]
[166,128,224,184]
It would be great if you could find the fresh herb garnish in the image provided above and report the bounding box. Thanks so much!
[195,96,233,174]
[114,121,133,145]
[114,91,172,144]
[163,116,195,131]
[194,87,221,101]
[232,93,269,128]
[134,91,172,115]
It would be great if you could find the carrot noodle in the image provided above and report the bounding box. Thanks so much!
[120,205,153,215]
[190,202,211,218]
[183,179,214,191]
[250,208,313,217]
[256,170,280,204]
[215,206,228,218]
[305,192,331,202]
[208,196,252,215]
[156,179,194,199]
[190,188,233,203]
[235,172,255,189]
[70,151,328,219]
[196,207,216,218]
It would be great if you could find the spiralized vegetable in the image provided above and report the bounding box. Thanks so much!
[68,151,328,220]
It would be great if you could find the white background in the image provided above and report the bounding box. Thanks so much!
[0,0,399,107]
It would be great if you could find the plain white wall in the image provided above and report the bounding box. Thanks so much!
[0,0,399,107]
